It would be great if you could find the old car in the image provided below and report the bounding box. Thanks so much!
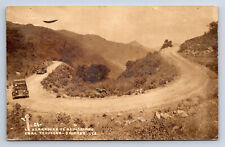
[96,88,107,94]
[12,79,29,99]
[36,67,47,74]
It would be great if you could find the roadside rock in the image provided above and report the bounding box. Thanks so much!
[188,107,196,115]
[62,94,68,98]
[128,114,133,120]
[139,110,144,113]
[124,120,135,126]
[137,117,146,122]
[102,113,107,117]
[117,113,122,117]
[110,117,114,121]
[160,113,171,119]
[172,125,182,132]
[155,112,161,119]
[115,120,122,125]
[177,110,188,117]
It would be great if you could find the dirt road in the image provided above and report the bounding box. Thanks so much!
[7,47,210,114]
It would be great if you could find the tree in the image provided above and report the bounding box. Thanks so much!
[208,21,218,34]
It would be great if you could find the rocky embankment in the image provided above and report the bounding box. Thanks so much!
[178,21,218,73]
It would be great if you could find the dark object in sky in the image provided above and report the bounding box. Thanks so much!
[43,20,58,23]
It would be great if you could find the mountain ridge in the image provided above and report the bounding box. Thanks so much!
[7,21,148,80]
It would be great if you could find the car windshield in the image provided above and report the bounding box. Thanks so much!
[14,83,27,90]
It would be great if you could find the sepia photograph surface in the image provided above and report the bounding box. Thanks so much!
[6,6,218,140]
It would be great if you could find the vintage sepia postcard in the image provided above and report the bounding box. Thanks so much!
[6,6,218,140]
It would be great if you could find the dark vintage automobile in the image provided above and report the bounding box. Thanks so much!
[96,88,107,94]
[36,67,47,74]
[12,79,29,99]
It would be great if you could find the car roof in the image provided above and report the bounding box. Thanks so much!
[13,79,26,83]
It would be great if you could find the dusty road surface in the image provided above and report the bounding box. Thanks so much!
[7,46,210,114]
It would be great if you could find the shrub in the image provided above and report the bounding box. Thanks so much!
[76,64,110,83]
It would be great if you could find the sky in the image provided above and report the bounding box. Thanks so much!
[6,6,218,49]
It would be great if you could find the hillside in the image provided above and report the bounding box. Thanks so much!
[41,52,177,98]
[58,30,148,69]
[7,21,148,81]
[7,21,111,80]
[178,21,218,73]
[7,22,149,79]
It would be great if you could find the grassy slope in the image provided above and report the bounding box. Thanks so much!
[7,21,148,81]
[41,52,177,98]
[178,22,218,73]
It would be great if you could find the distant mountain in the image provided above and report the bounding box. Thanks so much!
[58,30,148,69]
[7,21,148,80]
[128,40,144,47]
